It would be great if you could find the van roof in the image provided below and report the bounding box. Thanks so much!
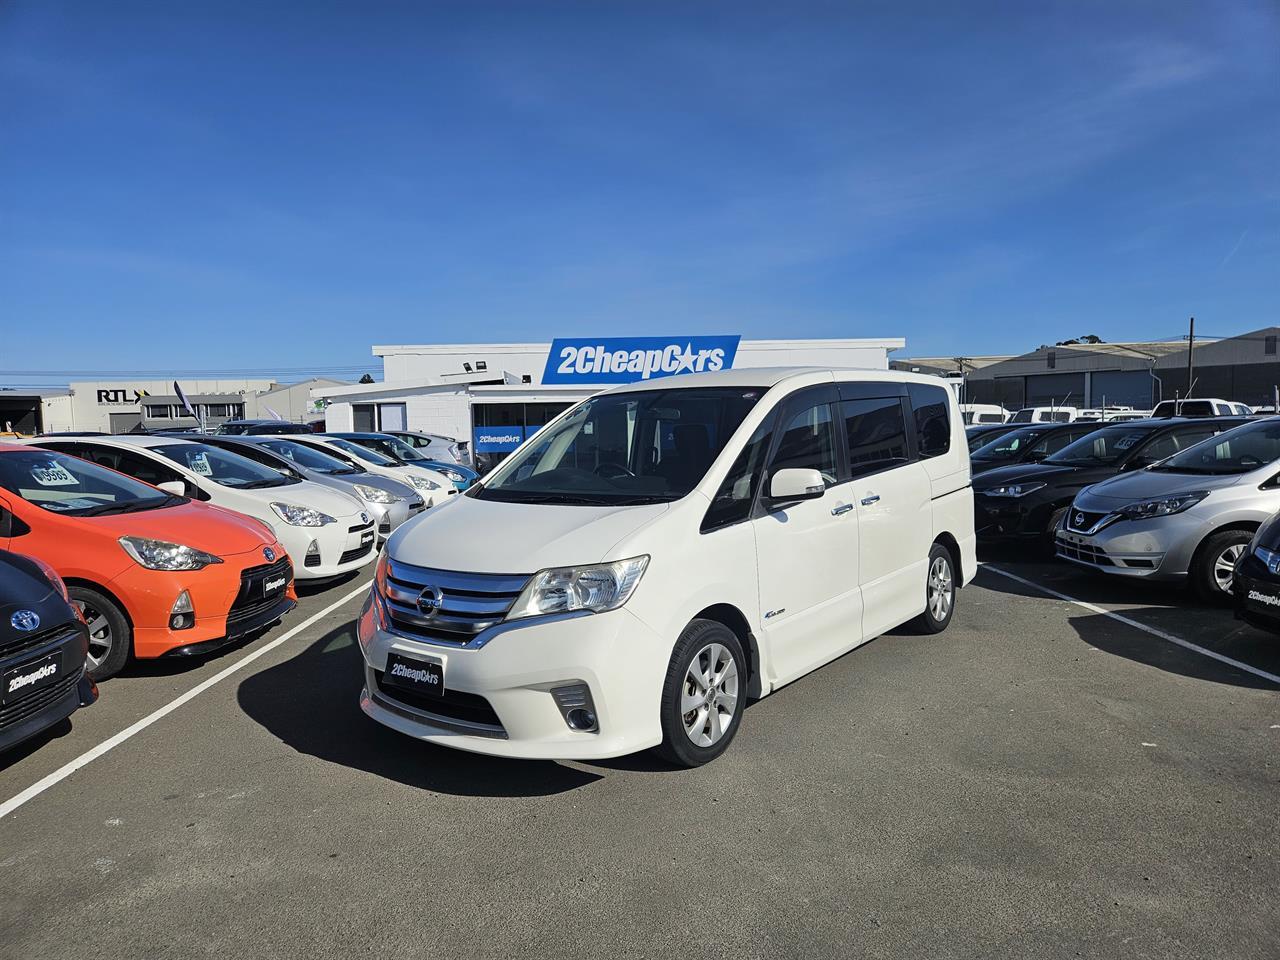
[604,366,940,395]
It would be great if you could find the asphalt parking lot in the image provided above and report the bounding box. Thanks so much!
[2,559,1277,960]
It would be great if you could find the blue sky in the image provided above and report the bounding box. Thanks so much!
[2,1,1277,383]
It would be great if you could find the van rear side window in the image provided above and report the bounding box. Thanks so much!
[843,398,909,478]
[907,383,951,458]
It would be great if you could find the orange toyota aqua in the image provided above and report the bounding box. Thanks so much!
[0,442,296,681]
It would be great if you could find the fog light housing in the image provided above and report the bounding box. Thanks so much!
[304,539,321,568]
[551,683,598,733]
[169,590,195,630]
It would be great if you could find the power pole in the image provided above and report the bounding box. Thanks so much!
[1185,316,1195,399]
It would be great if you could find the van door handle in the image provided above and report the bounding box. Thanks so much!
[860,494,880,506]
[831,503,853,516]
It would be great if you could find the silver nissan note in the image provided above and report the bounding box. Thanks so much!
[1056,418,1280,601]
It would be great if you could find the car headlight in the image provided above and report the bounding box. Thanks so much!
[1254,545,1279,567]
[1115,490,1209,521]
[353,483,402,505]
[270,502,336,526]
[982,482,1046,498]
[506,556,649,621]
[119,536,223,571]
[437,468,465,483]
[409,475,442,491]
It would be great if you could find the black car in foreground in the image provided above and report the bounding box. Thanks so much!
[973,417,1245,547]
[1234,511,1280,635]
[1,549,97,752]
[969,421,1104,477]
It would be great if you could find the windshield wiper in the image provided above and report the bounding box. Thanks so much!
[482,492,614,505]
[75,496,174,516]
[239,478,289,489]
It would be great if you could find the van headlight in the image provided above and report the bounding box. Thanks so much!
[1116,490,1209,521]
[408,475,442,492]
[353,483,402,504]
[506,556,649,620]
[270,502,336,526]
[982,482,1046,498]
[119,536,223,571]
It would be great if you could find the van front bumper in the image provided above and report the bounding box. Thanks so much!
[357,597,668,760]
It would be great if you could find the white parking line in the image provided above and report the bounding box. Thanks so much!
[0,580,371,821]
[981,564,1280,687]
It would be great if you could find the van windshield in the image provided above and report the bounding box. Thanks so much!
[0,450,184,516]
[1150,420,1280,475]
[475,387,765,505]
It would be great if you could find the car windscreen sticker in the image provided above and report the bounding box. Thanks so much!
[187,452,213,476]
[1113,435,1143,450]
[29,461,78,486]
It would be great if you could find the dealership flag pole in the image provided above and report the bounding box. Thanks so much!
[174,380,204,433]
[1185,316,1195,401]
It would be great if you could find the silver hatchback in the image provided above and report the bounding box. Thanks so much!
[200,435,426,542]
[1056,418,1280,601]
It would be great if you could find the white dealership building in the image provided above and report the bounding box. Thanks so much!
[315,336,905,470]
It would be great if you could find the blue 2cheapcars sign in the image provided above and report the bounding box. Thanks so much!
[541,336,741,385]
[473,426,527,453]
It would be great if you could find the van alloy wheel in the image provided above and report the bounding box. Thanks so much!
[1212,543,1245,594]
[928,555,953,621]
[74,599,114,673]
[682,642,740,747]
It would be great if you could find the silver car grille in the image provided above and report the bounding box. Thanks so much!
[1066,509,1113,534]
[381,559,529,645]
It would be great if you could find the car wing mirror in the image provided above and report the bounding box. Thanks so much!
[768,468,826,504]
[157,480,186,496]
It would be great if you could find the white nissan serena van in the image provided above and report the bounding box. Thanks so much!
[359,368,976,766]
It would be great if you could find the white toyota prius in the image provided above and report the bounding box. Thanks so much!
[358,367,976,766]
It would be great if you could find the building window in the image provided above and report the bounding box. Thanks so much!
[1267,335,1276,356]
[203,403,244,418]
[144,404,172,419]
[1047,351,1056,369]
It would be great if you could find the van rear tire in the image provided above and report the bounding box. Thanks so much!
[913,543,956,634]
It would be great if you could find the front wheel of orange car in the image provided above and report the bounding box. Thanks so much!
[69,586,131,681]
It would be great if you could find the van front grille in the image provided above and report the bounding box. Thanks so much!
[381,560,529,645]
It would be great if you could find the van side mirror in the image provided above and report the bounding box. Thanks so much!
[157,481,187,496]
[768,468,825,504]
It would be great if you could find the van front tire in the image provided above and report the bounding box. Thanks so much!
[655,620,746,768]
[913,543,956,634]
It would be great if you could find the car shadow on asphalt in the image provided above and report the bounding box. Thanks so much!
[975,566,1280,690]
[235,621,603,797]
